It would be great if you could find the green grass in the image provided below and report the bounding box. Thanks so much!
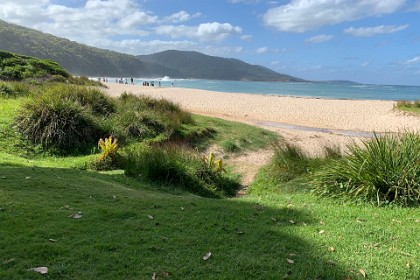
[191,115,279,153]
[0,166,349,279]
[1,90,419,279]
[395,100,420,115]
[314,133,420,206]
[248,169,420,280]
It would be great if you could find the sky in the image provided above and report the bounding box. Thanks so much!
[1,0,420,86]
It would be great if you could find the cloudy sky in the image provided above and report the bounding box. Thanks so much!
[1,0,420,85]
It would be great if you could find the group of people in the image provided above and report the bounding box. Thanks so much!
[97,77,172,87]
[142,81,161,87]
[115,77,134,85]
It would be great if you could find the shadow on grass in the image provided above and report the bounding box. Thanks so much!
[0,166,352,279]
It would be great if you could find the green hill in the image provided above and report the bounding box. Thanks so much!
[0,19,304,81]
[138,50,304,81]
[0,19,148,77]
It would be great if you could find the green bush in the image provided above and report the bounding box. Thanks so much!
[123,145,240,198]
[315,133,420,206]
[16,85,107,153]
[0,82,14,97]
[112,93,193,142]
[0,51,69,81]
[41,84,115,116]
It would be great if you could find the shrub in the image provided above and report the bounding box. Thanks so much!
[41,84,115,116]
[91,136,122,170]
[112,93,193,142]
[16,86,105,153]
[0,82,14,97]
[314,133,420,206]
[123,145,240,198]
[0,81,33,98]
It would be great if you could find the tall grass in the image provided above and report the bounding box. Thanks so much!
[0,81,33,98]
[395,100,420,114]
[112,93,193,142]
[315,133,420,206]
[123,144,240,198]
[268,143,340,183]
[15,85,110,153]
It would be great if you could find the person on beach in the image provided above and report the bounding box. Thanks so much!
[131,77,134,85]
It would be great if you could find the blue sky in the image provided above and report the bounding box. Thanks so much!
[1,0,420,85]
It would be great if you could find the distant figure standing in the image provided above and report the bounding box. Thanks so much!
[131,77,134,85]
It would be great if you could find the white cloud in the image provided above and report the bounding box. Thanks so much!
[240,34,253,40]
[305,34,333,43]
[105,39,198,55]
[262,0,406,32]
[405,56,420,64]
[163,10,201,23]
[197,22,242,40]
[256,47,269,54]
[119,11,158,28]
[156,22,242,41]
[344,24,409,36]
[0,0,241,55]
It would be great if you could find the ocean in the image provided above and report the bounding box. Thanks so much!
[132,78,420,101]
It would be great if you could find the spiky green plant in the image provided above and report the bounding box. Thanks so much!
[315,132,420,206]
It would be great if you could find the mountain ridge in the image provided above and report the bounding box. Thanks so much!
[0,19,304,82]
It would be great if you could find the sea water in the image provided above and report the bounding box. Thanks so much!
[134,78,420,101]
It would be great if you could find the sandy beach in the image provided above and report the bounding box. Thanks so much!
[103,83,420,156]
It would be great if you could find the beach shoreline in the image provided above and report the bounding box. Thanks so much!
[103,82,420,155]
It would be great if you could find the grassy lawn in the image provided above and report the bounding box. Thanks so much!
[1,95,419,279]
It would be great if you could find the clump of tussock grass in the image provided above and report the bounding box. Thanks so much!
[111,93,193,142]
[122,144,240,198]
[314,132,420,206]
[269,142,340,183]
[15,84,112,154]
[0,81,33,98]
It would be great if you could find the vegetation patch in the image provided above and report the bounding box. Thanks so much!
[315,133,420,206]
[111,93,194,143]
[395,100,420,115]
[0,50,69,81]
[15,85,112,154]
[191,115,278,153]
[123,144,240,198]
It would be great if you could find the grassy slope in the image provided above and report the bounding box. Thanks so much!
[1,97,419,279]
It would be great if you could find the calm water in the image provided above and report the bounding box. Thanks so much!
[132,78,420,101]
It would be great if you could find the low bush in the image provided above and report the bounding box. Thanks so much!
[16,85,107,153]
[112,93,193,142]
[40,84,115,116]
[0,81,32,98]
[314,133,420,206]
[123,144,240,198]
